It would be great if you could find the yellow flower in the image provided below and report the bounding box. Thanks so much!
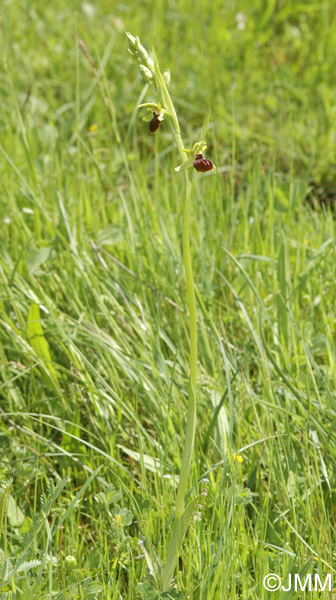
[233,453,243,463]
[89,123,98,132]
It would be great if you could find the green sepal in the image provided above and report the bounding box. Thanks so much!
[175,156,194,172]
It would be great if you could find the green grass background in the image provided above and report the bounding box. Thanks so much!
[1,0,336,598]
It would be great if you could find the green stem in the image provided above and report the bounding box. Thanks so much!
[153,56,185,161]
[161,169,197,591]
[175,170,197,517]
[156,77,197,510]
[153,57,198,589]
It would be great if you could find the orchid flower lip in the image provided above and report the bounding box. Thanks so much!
[193,152,216,172]
[149,112,161,132]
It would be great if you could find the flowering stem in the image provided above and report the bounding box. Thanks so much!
[153,57,197,504]
[126,34,200,590]
[160,167,197,591]
[175,170,197,517]
[153,56,198,586]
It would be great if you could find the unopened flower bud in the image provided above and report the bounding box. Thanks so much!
[64,555,77,571]
[139,64,153,83]
[126,32,154,76]
[126,32,137,48]
[136,39,149,63]
[163,69,171,87]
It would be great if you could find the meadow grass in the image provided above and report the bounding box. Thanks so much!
[1,0,336,598]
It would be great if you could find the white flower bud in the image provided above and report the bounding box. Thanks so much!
[163,69,171,87]
[136,38,149,63]
[125,32,137,48]
[139,65,153,83]
[126,33,154,72]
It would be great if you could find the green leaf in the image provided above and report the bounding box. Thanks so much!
[96,225,124,246]
[86,583,104,599]
[26,247,51,276]
[0,481,11,540]
[141,541,162,583]
[21,517,33,534]
[136,581,159,600]
[7,494,25,527]
[233,485,253,505]
[117,445,162,473]
[27,302,59,386]
[200,110,211,140]
[94,486,122,506]
[16,559,42,573]
[116,507,134,526]
[161,589,184,599]
[277,238,290,349]
[55,466,102,531]
[161,498,199,589]
[274,187,290,211]
[174,156,194,172]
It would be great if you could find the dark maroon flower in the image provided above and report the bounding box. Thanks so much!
[149,111,161,133]
[193,153,215,172]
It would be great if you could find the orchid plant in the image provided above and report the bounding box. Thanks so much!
[126,32,215,593]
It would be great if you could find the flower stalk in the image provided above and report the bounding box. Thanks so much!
[126,32,214,590]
